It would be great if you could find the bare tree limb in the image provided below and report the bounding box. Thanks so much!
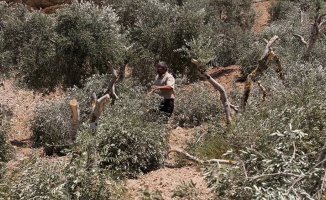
[167,149,236,165]
[191,58,234,124]
[318,142,326,168]
[289,141,296,163]
[303,13,326,61]
[316,170,326,199]
[241,35,281,109]
[89,93,110,130]
[257,81,267,102]
[293,34,308,47]
[104,65,119,106]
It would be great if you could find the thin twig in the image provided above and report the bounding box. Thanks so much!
[289,141,296,163]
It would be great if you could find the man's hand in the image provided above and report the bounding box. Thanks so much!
[147,90,153,96]
[147,85,160,96]
[151,85,160,90]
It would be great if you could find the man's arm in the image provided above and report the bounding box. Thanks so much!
[151,85,173,90]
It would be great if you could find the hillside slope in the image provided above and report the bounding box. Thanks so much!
[1,1,273,199]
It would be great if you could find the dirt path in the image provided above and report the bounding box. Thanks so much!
[252,0,274,33]
[1,79,63,169]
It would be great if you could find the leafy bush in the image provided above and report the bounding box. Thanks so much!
[0,154,127,199]
[204,58,326,199]
[0,104,13,178]
[31,99,72,155]
[54,1,127,87]
[1,1,127,90]
[0,3,30,71]
[172,82,223,127]
[127,0,211,83]
[269,0,292,21]
[32,74,169,178]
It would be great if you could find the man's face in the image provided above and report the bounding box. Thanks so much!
[156,65,167,75]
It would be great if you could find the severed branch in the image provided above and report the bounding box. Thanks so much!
[104,63,119,106]
[302,12,326,61]
[89,92,110,130]
[69,99,80,142]
[167,149,236,166]
[191,58,234,124]
[103,61,127,105]
[289,141,296,163]
[293,34,308,47]
[318,142,326,168]
[241,35,285,109]
[287,158,326,194]
[316,170,326,199]
[257,81,267,102]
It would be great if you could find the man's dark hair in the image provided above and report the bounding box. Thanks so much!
[157,61,168,69]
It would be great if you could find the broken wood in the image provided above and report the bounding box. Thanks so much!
[293,34,308,47]
[104,61,128,106]
[302,12,326,61]
[241,35,285,109]
[167,149,236,165]
[104,64,119,106]
[318,142,326,168]
[89,92,110,130]
[69,99,79,141]
[191,58,234,124]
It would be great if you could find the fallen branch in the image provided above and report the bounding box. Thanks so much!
[287,158,326,194]
[315,170,326,199]
[191,58,234,124]
[289,141,296,163]
[167,149,236,165]
[293,34,308,47]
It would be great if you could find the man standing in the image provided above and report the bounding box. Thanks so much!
[147,61,175,117]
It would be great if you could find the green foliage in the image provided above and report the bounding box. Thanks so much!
[0,3,30,71]
[0,1,127,90]
[94,81,169,178]
[32,74,169,178]
[20,11,58,91]
[204,59,326,199]
[172,180,199,199]
[127,0,210,83]
[0,154,127,199]
[172,82,223,127]
[0,104,13,178]
[269,1,292,21]
[31,99,71,155]
[54,1,127,87]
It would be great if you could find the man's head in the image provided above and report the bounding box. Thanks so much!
[156,61,168,75]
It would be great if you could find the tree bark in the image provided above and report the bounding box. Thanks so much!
[302,13,326,61]
[89,93,110,130]
[241,35,284,109]
[167,149,236,165]
[69,99,79,141]
[191,58,233,124]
